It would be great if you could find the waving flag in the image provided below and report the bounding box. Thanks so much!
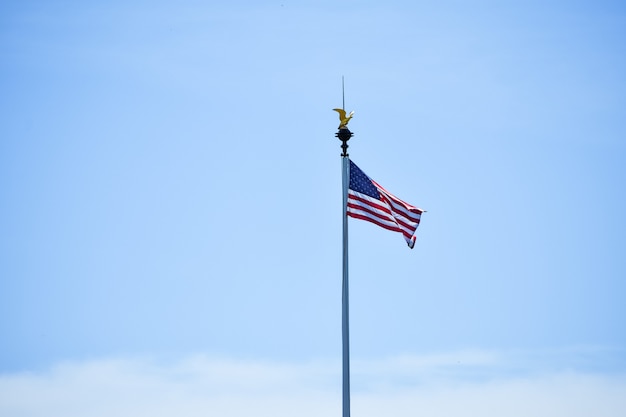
[347,159,424,248]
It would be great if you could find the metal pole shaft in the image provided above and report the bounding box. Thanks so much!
[341,155,351,417]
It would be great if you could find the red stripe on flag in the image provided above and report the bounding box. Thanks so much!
[347,212,403,233]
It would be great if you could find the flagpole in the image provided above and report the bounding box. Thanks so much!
[336,125,353,417]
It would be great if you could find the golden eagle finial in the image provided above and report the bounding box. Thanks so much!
[333,108,354,129]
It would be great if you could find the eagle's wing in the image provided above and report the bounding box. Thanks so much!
[333,108,347,121]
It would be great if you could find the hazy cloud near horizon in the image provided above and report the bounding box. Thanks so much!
[1,350,625,417]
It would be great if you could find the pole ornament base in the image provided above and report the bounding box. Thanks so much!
[336,127,354,157]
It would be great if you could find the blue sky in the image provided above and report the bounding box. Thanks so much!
[1,0,625,415]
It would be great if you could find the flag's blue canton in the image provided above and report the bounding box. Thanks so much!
[349,160,380,199]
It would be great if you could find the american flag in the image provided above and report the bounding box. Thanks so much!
[347,159,424,248]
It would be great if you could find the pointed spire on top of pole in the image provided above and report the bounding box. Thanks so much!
[342,75,345,111]
[333,76,354,157]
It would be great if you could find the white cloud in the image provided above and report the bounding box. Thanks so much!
[354,373,626,417]
[1,351,625,417]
